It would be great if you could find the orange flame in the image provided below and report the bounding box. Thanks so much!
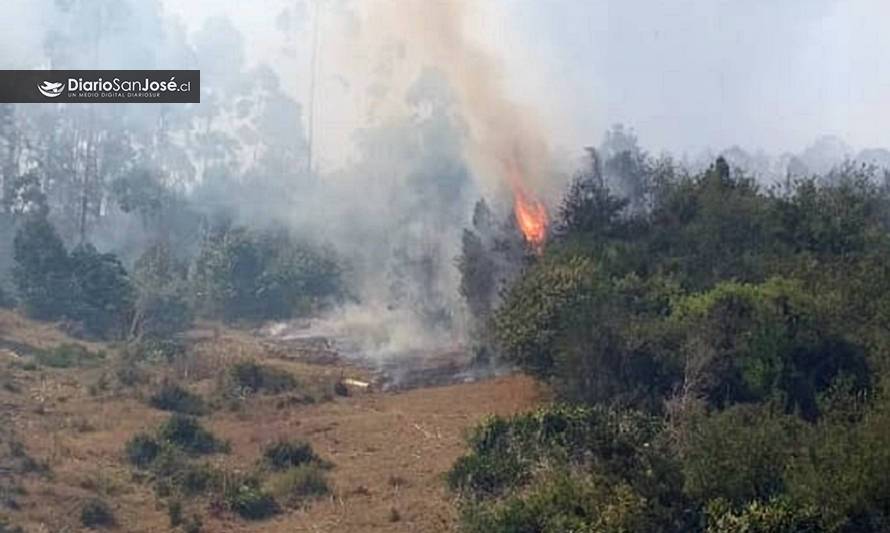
[513,186,548,247]
[503,153,548,248]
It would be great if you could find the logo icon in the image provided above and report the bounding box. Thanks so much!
[37,81,64,98]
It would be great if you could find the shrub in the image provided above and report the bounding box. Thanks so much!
[34,343,104,368]
[225,361,296,396]
[12,214,73,320]
[705,497,823,533]
[125,433,161,468]
[681,404,804,505]
[80,498,115,528]
[122,338,185,364]
[223,481,279,520]
[68,243,135,339]
[191,225,343,321]
[157,415,228,455]
[266,463,329,504]
[261,440,320,471]
[149,382,206,415]
[458,471,650,533]
[132,289,193,340]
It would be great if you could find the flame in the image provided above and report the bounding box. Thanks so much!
[503,153,548,248]
[513,185,548,247]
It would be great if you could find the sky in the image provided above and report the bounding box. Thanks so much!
[5,0,884,163]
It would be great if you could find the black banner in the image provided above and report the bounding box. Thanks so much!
[0,70,200,103]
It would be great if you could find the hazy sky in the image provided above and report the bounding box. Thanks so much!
[13,0,878,162]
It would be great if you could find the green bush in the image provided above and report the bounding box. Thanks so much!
[223,481,279,520]
[12,215,134,339]
[125,433,161,468]
[80,498,115,528]
[458,471,649,533]
[261,440,320,471]
[705,497,823,533]
[68,243,135,339]
[224,361,296,396]
[12,214,74,320]
[266,463,329,504]
[148,382,206,415]
[191,225,343,322]
[157,415,228,455]
[34,343,105,368]
[681,404,804,505]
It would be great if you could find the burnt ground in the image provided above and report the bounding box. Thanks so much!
[0,310,542,532]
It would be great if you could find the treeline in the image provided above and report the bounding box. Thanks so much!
[453,137,890,531]
[4,191,344,341]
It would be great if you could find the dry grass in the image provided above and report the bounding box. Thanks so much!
[0,310,543,532]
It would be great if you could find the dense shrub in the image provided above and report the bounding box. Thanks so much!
[704,497,823,533]
[125,433,162,468]
[12,215,73,320]
[222,480,279,520]
[455,152,890,533]
[157,415,228,455]
[12,215,134,339]
[266,463,329,505]
[261,440,320,471]
[224,361,297,396]
[68,243,134,338]
[80,498,115,528]
[191,225,343,321]
[131,242,193,339]
[148,382,206,415]
[34,343,105,368]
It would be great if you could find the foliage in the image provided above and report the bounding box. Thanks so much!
[12,214,73,320]
[80,498,115,528]
[33,343,105,368]
[261,440,321,471]
[704,497,823,533]
[222,480,279,520]
[456,150,890,532]
[156,415,228,455]
[148,381,206,416]
[191,225,343,322]
[223,361,297,396]
[125,433,162,468]
[266,463,330,505]
[68,243,135,338]
[12,215,134,338]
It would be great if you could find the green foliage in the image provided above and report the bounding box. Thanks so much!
[131,242,193,339]
[191,225,343,322]
[68,243,135,338]
[148,382,206,415]
[493,256,597,374]
[157,415,228,455]
[449,405,688,531]
[266,463,330,505]
[681,405,804,505]
[12,214,73,320]
[459,471,649,533]
[224,361,297,396]
[80,498,115,528]
[12,215,134,339]
[33,343,105,368]
[704,497,823,533]
[222,481,279,520]
[125,433,162,468]
[261,440,320,471]
[459,152,890,533]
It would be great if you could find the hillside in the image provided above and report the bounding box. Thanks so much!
[0,310,541,532]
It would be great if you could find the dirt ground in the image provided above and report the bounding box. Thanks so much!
[0,310,542,532]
